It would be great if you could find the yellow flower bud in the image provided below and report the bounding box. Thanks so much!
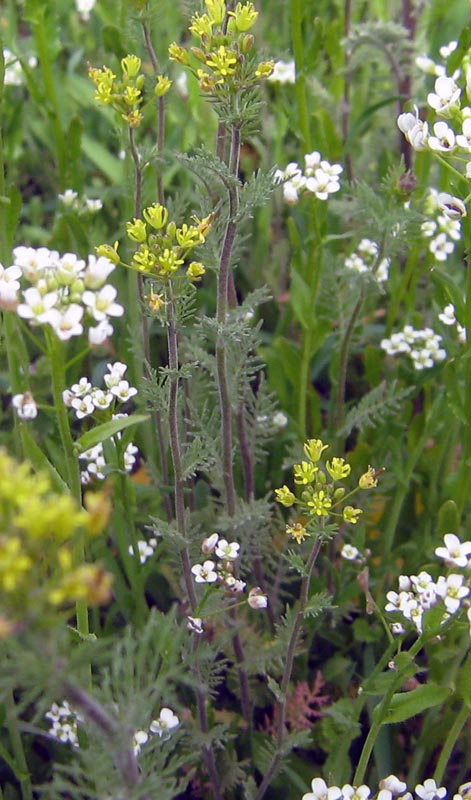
[326,457,351,481]
[255,60,275,79]
[359,466,378,489]
[228,2,258,32]
[155,74,172,97]
[343,506,362,524]
[275,485,296,506]
[143,203,168,230]
[205,0,226,25]
[168,42,190,64]
[95,241,120,264]
[303,438,328,463]
[126,218,147,242]
[187,261,206,280]
[121,54,142,78]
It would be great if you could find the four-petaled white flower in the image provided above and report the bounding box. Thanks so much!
[428,121,456,152]
[191,560,218,583]
[302,778,343,800]
[149,707,180,738]
[435,533,471,567]
[132,729,148,756]
[427,75,461,116]
[82,285,124,321]
[215,539,240,561]
[415,779,447,800]
[12,392,38,420]
[17,287,58,323]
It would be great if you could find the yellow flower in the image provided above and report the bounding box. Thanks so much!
[156,248,184,276]
[187,262,206,280]
[304,438,328,463]
[359,466,378,489]
[176,223,204,248]
[326,457,351,481]
[121,54,142,78]
[189,13,214,38]
[143,203,168,230]
[286,521,310,543]
[228,2,258,32]
[307,490,332,516]
[205,0,226,25]
[275,485,296,507]
[126,218,147,243]
[293,461,318,485]
[96,241,120,264]
[145,291,166,312]
[168,43,190,65]
[255,61,275,79]
[155,74,172,97]
[206,46,238,77]
[343,506,362,524]
[123,85,142,106]
[132,246,157,273]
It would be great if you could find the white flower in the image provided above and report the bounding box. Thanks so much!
[381,333,410,355]
[12,246,57,281]
[0,264,21,309]
[71,394,95,420]
[110,380,138,402]
[427,75,461,116]
[70,377,92,397]
[345,254,368,274]
[82,285,124,321]
[437,215,461,240]
[421,221,437,237]
[84,198,103,213]
[440,41,458,59]
[75,0,97,21]
[415,779,447,800]
[58,189,79,207]
[341,544,360,561]
[215,539,240,561]
[12,392,38,420]
[187,616,204,634]
[248,587,268,609]
[149,707,180,738]
[17,287,58,324]
[104,362,128,387]
[304,151,322,174]
[55,253,86,285]
[272,411,288,429]
[429,233,454,261]
[91,389,113,410]
[456,118,471,151]
[124,443,138,471]
[84,255,116,289]
[202,533,219,554]
[342,784,371,800]
[88,320,113,346]
[302,778,343,800]
[267,59,296,84]
[435,533,471,567]
[416,55,440,75]
[438,304,457,325]
[428,121,456,152]
[390,622,405,635]
[436,192,466,220]
[397,107,429,150]
[436,573,469,613]
[132,730,148,756]
[48,304,84,340]
[175,71,189,99]
[305,167,341,199]
[375,258,390,282]
[191,560,218,583]
[129,540,155,564]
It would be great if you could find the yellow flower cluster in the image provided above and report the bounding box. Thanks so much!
[99,204,213,289]
[169,1,273,95]
[0,449,112,633]
[89,54,172,127]
[275,439,379,544]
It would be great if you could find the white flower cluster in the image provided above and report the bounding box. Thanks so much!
[63,362,138,420]
[189,534,268,628]
[438,303,466,344]
[274,151,342,204]
[302,776,467,800]
[133,707,180,754]
[397,41,471,191]
[1,246,123,346]
[45,701,82,748]
[3,48,37,86]
[344,238,390,283]
[267,59,296,84]
[128,537,157,564]
[421,189,462,264]
[63,362,139,484]
[46,703,179,753]
[58,189,103,215]
[381,324,446,370]
[416,40,459,79]
[385,533,471,635]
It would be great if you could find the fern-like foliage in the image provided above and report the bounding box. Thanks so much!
[343,21,415,79]
[338,380,415,437]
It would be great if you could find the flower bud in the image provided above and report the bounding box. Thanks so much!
[155,75,172,97]
[143,203,168,230]
[126,218,147,242]
[187,261,206,280]
[202,533,219,553]
[168,43,190,65]
[121,54,142,78]
[248,587,268,609]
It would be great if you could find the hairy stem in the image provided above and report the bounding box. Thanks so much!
[255,536,322,800]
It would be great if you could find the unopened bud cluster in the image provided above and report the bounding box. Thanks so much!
[169,1,273,102]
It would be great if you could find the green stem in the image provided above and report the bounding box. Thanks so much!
[46,331,89,641]
[290,0,310,149]
[5,689,33,800]
[31,2,67,188]
[353,634,426,785]
[255,536,323,800]
[333,285,365,443]
[456,219,471,518]
[433,702,469,785]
